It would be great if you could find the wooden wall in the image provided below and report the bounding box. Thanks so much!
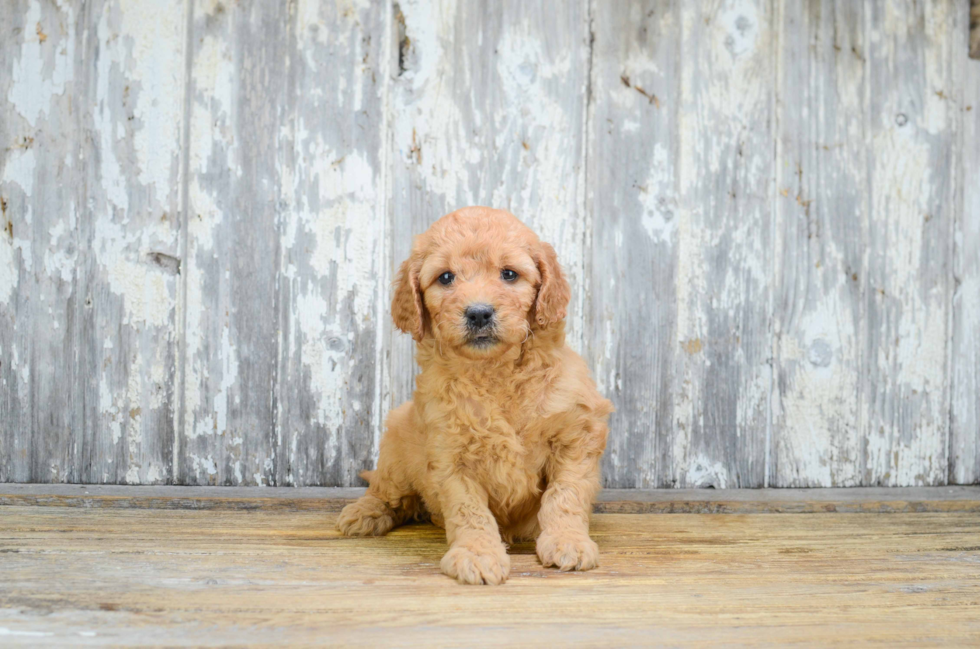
[1,0,977,488]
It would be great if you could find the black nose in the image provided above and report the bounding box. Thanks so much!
[465,304,495,329]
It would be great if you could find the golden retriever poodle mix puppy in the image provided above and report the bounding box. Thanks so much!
[338,206,613,585]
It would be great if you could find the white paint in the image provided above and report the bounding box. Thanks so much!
[95,219,173,328]
[0,627,53,637]
[717,0,760,59]
[144,463,165,483]
[190,36,234,176]
[0,236,16,307]
[304,147,379,319]
[2,147,36,202]
[124,349,144,481]
[212,327,239,438]
[639,143,676,243]
[294,290,344,432]
[685,453,730,489]
[190,454,218,476]
[6,0,75,129]
[93,8,130,215]
[44,215,76,283]
[775,283,863,486]
[118,0,185,203]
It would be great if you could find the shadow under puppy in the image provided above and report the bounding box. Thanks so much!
[338,207,613,585]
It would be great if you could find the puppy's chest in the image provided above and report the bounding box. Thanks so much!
[441,389,550,475]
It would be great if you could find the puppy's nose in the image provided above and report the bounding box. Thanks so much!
[465,304,495,329]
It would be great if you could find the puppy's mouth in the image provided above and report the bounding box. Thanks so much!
[466,333,499,349]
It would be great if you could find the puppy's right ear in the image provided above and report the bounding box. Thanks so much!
[391,255,426,342]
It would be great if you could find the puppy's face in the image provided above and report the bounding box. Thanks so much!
[392,207,570,359]
[418,239,538,358]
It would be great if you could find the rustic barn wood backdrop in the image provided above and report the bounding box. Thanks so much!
[1,0,978,488]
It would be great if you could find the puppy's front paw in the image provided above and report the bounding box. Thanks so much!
[440,540,511,585]
[536,531,599,571]
[337,496,395,536]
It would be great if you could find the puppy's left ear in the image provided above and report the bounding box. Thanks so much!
[532,241,570,328]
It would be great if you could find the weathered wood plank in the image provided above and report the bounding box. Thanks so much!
[674,0,775,488]
[270,1,389,487]
[1,483,978,514]
[951,1,980,484]
[586,1,681,488]
[774,0,957,488]
[0,1,77,483]
[771,1,870,487]
[74,0,186,484]
[180,0,389,487]
[0,2,76,483]
[589,0,773,488]
[1,506,978,646]
[861,0,954,486]
[1,1,184,484]
[387,0,592,411]
[179,1,287,485]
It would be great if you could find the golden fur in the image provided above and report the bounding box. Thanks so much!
[338,207,613,585]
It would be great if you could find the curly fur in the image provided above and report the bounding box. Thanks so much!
[338,207,613,585]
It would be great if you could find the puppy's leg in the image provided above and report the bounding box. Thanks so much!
[536,443,603,572]
[438,475,511,585]
[338,402,423,537]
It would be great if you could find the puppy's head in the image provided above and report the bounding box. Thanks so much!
[392,207,570,358]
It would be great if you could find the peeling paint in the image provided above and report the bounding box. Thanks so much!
[685,453,730,489]
[6,1,74,128]
[117,0,185,201]
[3,148,36,204]
[0,229,15,306]
[1,0,973,488]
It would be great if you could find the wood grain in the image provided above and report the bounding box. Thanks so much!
[2,484,978,514]
[0,0,77,483]
[179,0,285,486]
[269,0,389,487]
[589,0,773,488]
[586,0,682,488]
[951,0,980,484]
[774,0,959,487]
[1,0,978,488]
[179,0,388,486]
[1,0,185,484]
[862,0,954,486]
[772,1,871,487]
[0,504,978,646]
[75,0,186,485]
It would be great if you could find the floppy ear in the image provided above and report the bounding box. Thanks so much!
[391,254,426,342]
[532,242,570,328]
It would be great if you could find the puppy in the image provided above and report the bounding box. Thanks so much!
[338,207,613,585]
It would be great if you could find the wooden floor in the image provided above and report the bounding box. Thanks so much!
[1,488,979,647]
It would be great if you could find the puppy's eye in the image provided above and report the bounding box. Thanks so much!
[501,269,518,282]
[437,271,455,286]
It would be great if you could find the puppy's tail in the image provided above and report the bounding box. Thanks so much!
[359,469,376,486]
